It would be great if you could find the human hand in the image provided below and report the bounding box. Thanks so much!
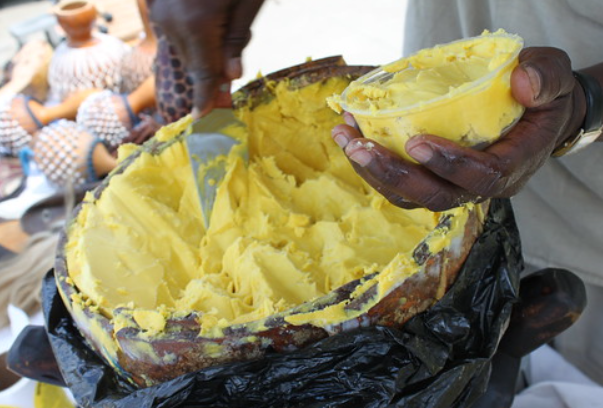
[331,47,587,211]
[148,0,264,117]
[117,113,163,150]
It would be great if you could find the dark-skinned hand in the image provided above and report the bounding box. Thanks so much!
[331,47,587,211]
[148,0,264,117]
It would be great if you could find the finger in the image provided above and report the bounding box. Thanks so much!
[331,123,361,149]
[189,76,219,118]
[405,104,561,198]
[406,135,512,197]
[331,126,475,211]
[214,82,233,108]
[342,112,359,128]
[223,0,264,80]
[184,21,226,116]
[347,139,477,211]
[511,47,573,108]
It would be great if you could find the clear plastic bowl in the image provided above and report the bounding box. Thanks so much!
[337,31,525,161]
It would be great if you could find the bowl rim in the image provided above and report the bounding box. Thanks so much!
[339,31,524,118]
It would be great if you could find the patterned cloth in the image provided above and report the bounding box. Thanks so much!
[155,32,194,123]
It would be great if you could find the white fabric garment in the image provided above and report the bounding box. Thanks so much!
[513,345,603,408]
[403,0,603,386]
[0,307,43,408]
[0,163,60,220]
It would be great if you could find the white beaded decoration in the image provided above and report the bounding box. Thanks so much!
[47,33,130,104]
[120,46,155,94]
[32,119,98,187]
[76,90,132,149]
[0,94,34,156]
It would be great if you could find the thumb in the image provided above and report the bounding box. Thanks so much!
[223,0,264,80]
[190,75,219,118]
[184,33,223,117]
[511,47,574,108]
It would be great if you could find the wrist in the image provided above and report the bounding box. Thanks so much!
[553,70,603,157]
[553,75,587,150]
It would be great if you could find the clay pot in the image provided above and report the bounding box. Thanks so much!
[32,120,116,187]
[0,89,101,156]
[77,76,156,149]
[53,1,98,48]
[0,94,39,156]
[47,1,129,104]
[120,0,157,93]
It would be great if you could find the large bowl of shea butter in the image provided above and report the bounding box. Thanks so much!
[327,30,524,161]
[55,57,487,388]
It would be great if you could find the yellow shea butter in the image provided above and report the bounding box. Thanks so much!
[328,30,524,160]
[65,75,471,343]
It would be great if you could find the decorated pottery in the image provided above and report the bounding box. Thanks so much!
[0,90,99,156]
[120,0,157,94]
[47,1,129,104]
[32,119,116,187]
[0,94,40,156]
[76,91,136,149]
[76,76,156,149]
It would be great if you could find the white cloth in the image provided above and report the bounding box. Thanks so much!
[512,345,603,408]
[0,306,43,408]
[404,0,603,385]
[0,163,59,220]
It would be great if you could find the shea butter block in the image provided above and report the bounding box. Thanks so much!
[328,30,524,161]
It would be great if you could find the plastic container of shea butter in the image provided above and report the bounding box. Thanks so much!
[327,30,525,161]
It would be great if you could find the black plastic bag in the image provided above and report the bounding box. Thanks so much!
[43,198,522,408]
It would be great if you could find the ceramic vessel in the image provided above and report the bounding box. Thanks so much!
[0,94,39,156]
[47,1,129,104]
[77,76,156,149]
[32,120,116,187]
[120,0,157,94]
[0,90,100,156]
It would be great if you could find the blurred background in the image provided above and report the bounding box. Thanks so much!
[0,0,408,89]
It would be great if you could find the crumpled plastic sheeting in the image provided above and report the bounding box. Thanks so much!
[43,198,522,408]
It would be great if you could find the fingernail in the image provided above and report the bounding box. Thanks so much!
[332,131,349,148]
[346,142,372,167]
[523,65,541,100]
[343,112,356,127]
[407,143,433,163]
[349,149,372,167]
[191,107,201,119]
[227,57,242,79]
